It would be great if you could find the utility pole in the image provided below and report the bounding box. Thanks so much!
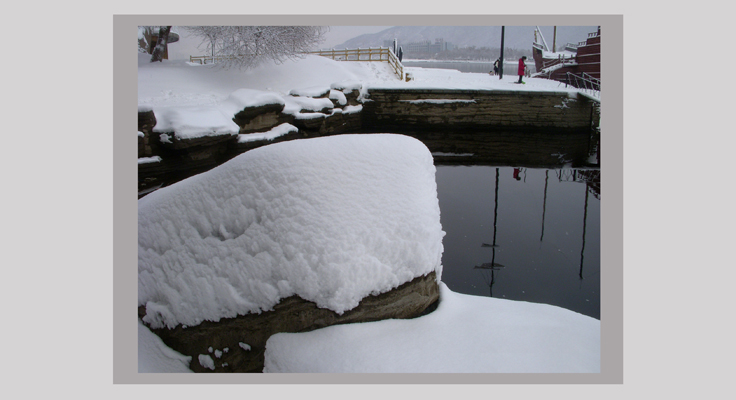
[499,26,505,79]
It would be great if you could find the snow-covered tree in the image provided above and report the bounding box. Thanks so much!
[150,26,172,63]
[138,26,175,62]
[138,27,150,53]
[183,26,327,69]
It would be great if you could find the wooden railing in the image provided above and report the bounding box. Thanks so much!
[189,55,238,64]
[189,47,406,80]
[308,47,405,80]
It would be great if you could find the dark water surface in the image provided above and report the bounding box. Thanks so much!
[397,128,600,319]
[435,164,600,319]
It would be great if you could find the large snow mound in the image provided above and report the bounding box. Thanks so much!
[263,282,600,373]
[138,134,445,329]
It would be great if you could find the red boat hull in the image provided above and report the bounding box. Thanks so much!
[533,27,600,83]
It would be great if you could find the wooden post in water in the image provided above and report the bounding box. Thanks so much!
[579,180,589,280]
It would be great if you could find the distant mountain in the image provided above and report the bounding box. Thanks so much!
[331,26,598,51]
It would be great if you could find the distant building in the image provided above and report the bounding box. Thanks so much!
[384,38,455,54]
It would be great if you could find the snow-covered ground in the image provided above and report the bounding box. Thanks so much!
[138,53,579,142]
[138,52,398,109]
[138,52,574,109]
[264,282,599,373]
[137,53,599,373]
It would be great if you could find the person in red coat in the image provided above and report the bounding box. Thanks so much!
[517,56,527,84]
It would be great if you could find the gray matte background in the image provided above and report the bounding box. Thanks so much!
[114,14,623,384]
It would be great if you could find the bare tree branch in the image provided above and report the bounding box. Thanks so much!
[184,26,327,69]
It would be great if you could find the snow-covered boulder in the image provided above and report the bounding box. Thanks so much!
[138,133,445,372]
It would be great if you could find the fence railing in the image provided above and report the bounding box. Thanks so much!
[542,55,576,70]
[565,72,600,100]
[189,55,238,64]
[308,47,405,80]
[190,47,407,80]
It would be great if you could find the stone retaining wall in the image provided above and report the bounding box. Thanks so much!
[362,88,596,133]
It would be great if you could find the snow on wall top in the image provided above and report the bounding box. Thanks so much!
[151,106,240,138]
[282,95,335,115]
[220,88,285,114]
[151,88,287,139]
[288,86,330,97]
[237,123,298,143]
[138,134,445,329]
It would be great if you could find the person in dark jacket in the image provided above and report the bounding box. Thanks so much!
[491,58,500,75]
[517,56,527,83]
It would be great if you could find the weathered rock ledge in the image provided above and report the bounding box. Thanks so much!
[139,271,439,373]
[138,88,365,195]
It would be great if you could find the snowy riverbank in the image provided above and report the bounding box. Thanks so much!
[138,52,578,114]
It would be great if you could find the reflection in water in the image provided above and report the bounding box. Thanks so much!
[436,165,600,319]
[580,186,589,280]
[408,129,597,169]
[474,168,504,297]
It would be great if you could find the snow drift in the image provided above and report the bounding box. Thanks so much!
[264,282,600,373]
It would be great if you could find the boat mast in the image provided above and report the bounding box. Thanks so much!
[534,26,550,52]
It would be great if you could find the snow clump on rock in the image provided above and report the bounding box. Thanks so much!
[138,134,445,329]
